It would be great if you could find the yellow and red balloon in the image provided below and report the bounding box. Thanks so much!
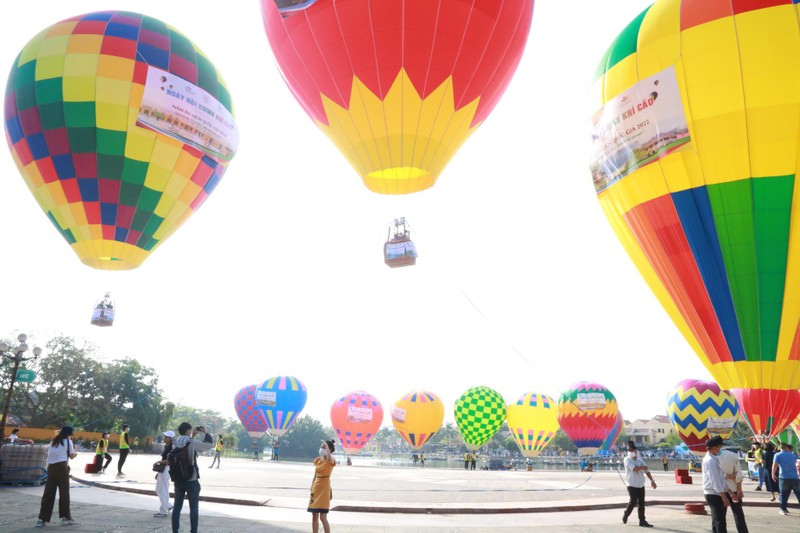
[391,390,444,451]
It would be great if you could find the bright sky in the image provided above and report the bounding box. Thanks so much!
[0,0,713,430]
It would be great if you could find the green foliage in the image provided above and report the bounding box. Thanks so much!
[279,415,333,459]
[548,428,578,453]
[165,405,231,436]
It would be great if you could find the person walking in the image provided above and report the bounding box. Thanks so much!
[117,424,130,477]
[209,435,224,469]
[95,432,112,474]
[622,441,655,527]
[771,441,800,515]
[308,439,337,533]
[754,442,765,491]
[662,454,669,472]
[35,426,78,527]
[703,436,737,533]
[171,423,214,533]
[717,445,749,532]
[154,430,174,518]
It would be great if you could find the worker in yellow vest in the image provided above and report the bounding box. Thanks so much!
[464,452,470,470]
[117,424,130,477]
[95,432,112,473]
[209,435,224,469]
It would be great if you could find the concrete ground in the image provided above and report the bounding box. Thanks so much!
[0,451,798,532]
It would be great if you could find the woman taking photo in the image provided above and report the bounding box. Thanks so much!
[36,426,78,527]
[308,439,336,533]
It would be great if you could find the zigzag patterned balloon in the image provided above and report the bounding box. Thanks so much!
[666,379,738,454]
[556,381,618,456]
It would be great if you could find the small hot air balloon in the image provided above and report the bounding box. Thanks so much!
[384,217,417,268]
[506,392,558,458]
[391,390,444,450]
[454,386,507,451]
[234,384,269,438]
[590,0,800,438]
[260,0,535,194]
[330,390,383,455]
[556,381,618,456]
[256,376,307,437]
[666,380,738,455]
[4,11,239,270]
[90,292,115,327]
[598,411,624,457]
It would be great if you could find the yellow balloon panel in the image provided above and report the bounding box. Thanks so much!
[391,390,445,451]
[507,393,558,458]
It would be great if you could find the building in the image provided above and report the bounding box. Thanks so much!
[624,415,677,446]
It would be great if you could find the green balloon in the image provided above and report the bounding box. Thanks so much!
[454,386,507,450]
[772,427,799,448]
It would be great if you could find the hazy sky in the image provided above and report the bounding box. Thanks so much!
[0,0,711,430]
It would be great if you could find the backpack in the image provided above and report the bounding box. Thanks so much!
[168,444,196,483]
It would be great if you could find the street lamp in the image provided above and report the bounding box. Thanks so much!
[0,334,42,441]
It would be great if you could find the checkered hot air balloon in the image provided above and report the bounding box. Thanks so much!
[591,0,800,438]
[391,390,444,451]
[507,392,558,459]
[556,381,618,456]
[256,376,307,438]
[4,11,238,270]
[666,379,738,455]
[330,390,384,455]
[234,385,269,438]
[260,0,534,194]
[454,386,507,451]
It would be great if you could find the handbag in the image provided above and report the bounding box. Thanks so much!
[152,462,166,473]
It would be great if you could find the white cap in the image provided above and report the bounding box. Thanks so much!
[163,431,175,438]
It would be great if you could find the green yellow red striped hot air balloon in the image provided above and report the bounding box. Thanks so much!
[507,392,558,458]
[391,390,444,451]
[666,379,738,455]
[454,386,506,451]
[556,382,618,456]
[4,11,238,270]
[260,0,534,194]
[772,426,799,449]
[591,0,800,437]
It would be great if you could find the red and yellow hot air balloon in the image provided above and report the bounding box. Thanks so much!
[556,382,619,456]
[330,390,384,455]
[506,392,559,458]
[260,0,534,194]
[391,390,444,450]
[591,0,800,437]
[4,11,238,270]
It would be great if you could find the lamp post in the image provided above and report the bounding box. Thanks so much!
[0,334,42,440]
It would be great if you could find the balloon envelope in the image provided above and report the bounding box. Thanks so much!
[591,0,800,437]
[556,381,618,456]
[666,380,738,455]
[330,390,383,455]
[391,390,444,451]
[4,11,238,270]
[234,384,268,438]
[260,0,534,194]
[256,375,307,437]
[506,393,558,458]
[454,386,507,451]
[772,427,799,449]
[598,411,623,456]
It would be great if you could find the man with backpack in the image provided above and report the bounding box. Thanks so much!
[169,422,213,533]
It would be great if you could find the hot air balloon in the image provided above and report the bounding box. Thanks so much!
[666,380,738,455]
[598,411,624,457]
[590,0,800,438]
[454,386,507,451]
[772,427,799,449]
[330,390,383,455]
[384,217,417,268]
[4,11,239,270]
[792,415,800,440]
[234,384,269,438]
[391,390,444,450]
[506,392,558,458]
[256,376,307,437]
[260,0,534,194]
[90,292,115,327]
[556,382,618,456]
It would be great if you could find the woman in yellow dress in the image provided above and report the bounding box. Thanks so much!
[308,439,336,533]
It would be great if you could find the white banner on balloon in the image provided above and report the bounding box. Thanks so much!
[576,393,606,411]
[137,66,239,162]
[707,417,736,432]
[590,65,690,193]
[391,406,406,423]
[347,406,374,423]
[256,390,277,407]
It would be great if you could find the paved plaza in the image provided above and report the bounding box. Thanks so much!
[0,451,799,531]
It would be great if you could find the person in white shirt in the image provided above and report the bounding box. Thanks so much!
[35,426,78,527]
[622,441,656,527]
[717,447,749,532]
[702,436,737,533]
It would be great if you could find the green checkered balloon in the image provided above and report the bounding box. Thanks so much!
[454,386,507,451]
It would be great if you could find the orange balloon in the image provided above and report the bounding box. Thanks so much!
[330,390,384,455]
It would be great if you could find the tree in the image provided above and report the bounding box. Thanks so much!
[548,429,577,453]
[280,415,332,459]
